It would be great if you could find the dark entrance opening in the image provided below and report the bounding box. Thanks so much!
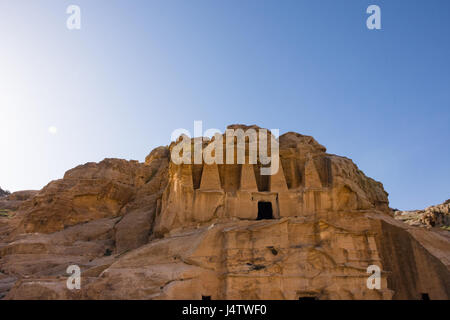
[257,202,273,220]
[298,297,318,301]
[202,295,211,300]
[421,293,430,300]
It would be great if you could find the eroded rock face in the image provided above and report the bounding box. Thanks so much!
[395,200,450,230]
[0,149,169,299]
[15,156,168,235]
[0,190,39,212]
[0,126,449,300]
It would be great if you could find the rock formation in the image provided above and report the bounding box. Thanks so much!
[0,125,449,300]
[0,190,38,212]
[0,187,10,198]
[395,200,450,230]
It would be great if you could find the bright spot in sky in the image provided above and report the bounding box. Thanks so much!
[48,126,58,135]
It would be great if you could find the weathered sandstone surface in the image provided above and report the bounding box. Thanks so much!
[395,200,450,230]
[0,125,448,300]
[0,190,38,212]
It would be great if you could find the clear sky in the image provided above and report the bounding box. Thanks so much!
[0,0,449,210]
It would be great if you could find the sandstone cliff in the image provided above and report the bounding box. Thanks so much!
[0,126,448,300]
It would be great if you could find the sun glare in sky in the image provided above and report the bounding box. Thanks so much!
[0,1,449,210]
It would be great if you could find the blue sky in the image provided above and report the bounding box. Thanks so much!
[0,0,449,210]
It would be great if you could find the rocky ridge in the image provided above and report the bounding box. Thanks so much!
[394,200,450,230]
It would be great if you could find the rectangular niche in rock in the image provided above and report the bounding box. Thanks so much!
[257,201,273,220]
